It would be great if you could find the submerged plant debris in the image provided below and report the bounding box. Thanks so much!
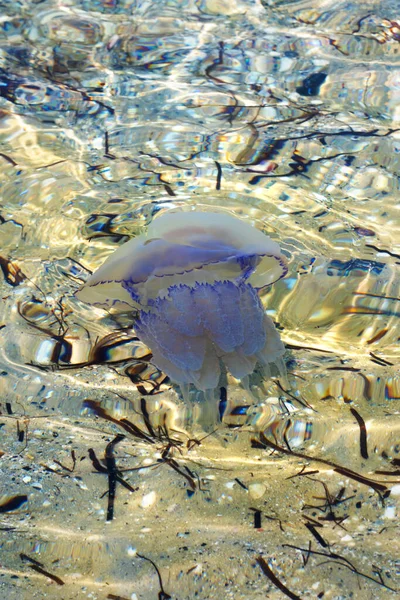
[0,0,400,598]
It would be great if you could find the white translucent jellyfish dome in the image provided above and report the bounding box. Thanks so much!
[76,210,287,397]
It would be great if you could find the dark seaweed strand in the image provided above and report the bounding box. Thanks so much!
[253,433,391,495]
[304,522,329,548]
[162,454,197,492]
[0,152,18,165]
[355,291,400,302]
[105,434,125,521]
[283,545,398,593]
[375,455,400,475]
[366,329,388,345]
[350,408,369,459]
[27,565,65,586]
[249,507,262,529]
[137,553,172,600]
[84,399,156,444]
[369,352,394,366]
[20,553,43,567]
[85,401,208,495]
[85,399,201,490]
[104,130,110,155]
[286,466,320,479]
[20,553,64,586]
[140,397,156,437]
[215,160,222,190]
[17,420,24,443]
[301,477,355,530]
[263,513,286,533]
[274,380,316,412]
[248,151,358,184]
[88,448,107,473]
[88,435,136,521]
[243,127,400,181]
[256,556,301,600]
[53,450,76,473]
[235,478,248,490]
[133,374,168,398]
[204,41,225,84]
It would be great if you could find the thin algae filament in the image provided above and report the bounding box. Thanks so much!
[77,211,287,413]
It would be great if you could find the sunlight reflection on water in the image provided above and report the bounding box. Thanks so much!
[0,0,399,598]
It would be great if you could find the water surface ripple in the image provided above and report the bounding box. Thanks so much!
[0,0,399,598]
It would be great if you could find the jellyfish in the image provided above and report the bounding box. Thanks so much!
[76,211,287,419]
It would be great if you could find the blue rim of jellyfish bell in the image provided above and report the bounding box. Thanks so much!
[77,251,288,309]
[236,253,288,286]
[118,251,288,306]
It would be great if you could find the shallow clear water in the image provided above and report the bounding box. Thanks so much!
[0,0,400,598]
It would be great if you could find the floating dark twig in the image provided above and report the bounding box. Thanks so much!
[250,509,284,532]
[256,556,301,600]
[350,408,369,459]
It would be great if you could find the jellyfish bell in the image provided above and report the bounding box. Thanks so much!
[76,210,287,421]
